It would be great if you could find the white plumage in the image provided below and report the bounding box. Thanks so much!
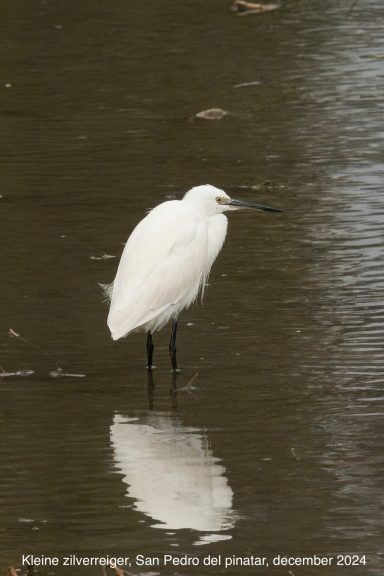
[106,184,281,369]
[107,185,228,340]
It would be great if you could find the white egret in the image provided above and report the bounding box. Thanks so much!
[106,184,281,370]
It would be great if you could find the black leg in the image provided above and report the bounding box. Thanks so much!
[146,331,154,370]
[169,318,178,372]
[147,370,155,410]
[170,371,179,412]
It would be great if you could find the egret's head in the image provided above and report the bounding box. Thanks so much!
[183,184,282,216]
[183,185,230,215]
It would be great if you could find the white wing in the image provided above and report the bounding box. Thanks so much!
[108,201,211,339]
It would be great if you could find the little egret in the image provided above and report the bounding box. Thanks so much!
[106,184,281,370]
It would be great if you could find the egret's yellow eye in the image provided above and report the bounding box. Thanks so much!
[216,196,224,204]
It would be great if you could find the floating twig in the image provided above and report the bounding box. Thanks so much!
[8,328,86,379]
[179,372,199,396]
[186,371,199,388]
[49,368,86,379]
[234,80,261,88]
[0,365,34,380]
[9,328,61,370]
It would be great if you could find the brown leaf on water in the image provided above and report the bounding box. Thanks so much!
[7,568,18,576]
[230,1,279,14]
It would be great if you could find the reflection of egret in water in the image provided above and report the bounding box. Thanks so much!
[110,413,234,541]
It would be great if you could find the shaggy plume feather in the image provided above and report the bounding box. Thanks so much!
[98,282,114,303]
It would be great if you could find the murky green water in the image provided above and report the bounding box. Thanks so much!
[1,0,383,574]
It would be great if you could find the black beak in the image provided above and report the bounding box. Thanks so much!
[229,198,283,213]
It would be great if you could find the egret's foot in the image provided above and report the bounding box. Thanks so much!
[171,367,181,374]
[146,364,157,371]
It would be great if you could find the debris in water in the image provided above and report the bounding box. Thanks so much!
[49,368,86,379]
[8,328,86,379]
[90,253,116,260]
[0,366,35,380]
[9,328,61,370]
[360,53,384,60]
[230,1,279,15]
[194,108,229,120]
[234,80,261,88]
[179,372,199,396]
